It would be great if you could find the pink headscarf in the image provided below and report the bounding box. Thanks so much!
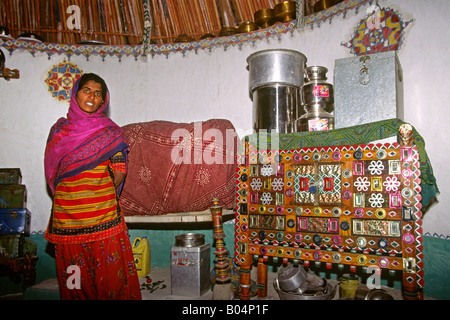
[44,76,128,195]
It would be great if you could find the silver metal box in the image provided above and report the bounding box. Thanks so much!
[334,51,404,129]
[170,243,210,296]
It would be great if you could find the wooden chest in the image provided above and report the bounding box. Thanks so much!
[0,208,31,236]
[0,185,27,209]
[0,168,22,185]
[235,122,428,300]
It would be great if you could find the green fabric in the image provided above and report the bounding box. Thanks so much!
[243,118,439,209]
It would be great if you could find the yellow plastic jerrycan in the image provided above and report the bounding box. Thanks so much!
[132,236,150,277]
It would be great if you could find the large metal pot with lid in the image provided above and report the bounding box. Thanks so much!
[247,49,307,133]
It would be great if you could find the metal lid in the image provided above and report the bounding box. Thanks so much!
[247,49,307,97]
[304,66,329,82]
[175,233,205,247]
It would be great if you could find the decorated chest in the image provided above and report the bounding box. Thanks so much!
[235,123,424,299]
[0,168,22,185]
[0,184,27,209]
[0,208,31,236]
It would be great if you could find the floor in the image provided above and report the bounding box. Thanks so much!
[12,267,430,300]
[140,267,280,300]
[139,267,407,300]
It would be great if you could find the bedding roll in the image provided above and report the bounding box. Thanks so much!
[120,119,238,216]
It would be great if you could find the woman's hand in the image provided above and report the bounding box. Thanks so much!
[113,170,126,189]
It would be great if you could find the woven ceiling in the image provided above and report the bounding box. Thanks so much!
[0,0,336,46]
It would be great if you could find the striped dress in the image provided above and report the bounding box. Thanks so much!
[45,153,142,300]
[46,160,126,244]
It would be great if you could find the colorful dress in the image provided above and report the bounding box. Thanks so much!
[44,77,141,300]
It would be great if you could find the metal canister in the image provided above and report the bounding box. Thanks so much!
[339,273,360,299]
[297,66,335,132]
[171,233,210,296]
[247,49,307,133]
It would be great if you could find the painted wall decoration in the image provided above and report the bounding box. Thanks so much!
[342,4,413,56]
[44,60,83,102]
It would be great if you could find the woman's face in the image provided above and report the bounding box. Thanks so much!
[76,80,104,114]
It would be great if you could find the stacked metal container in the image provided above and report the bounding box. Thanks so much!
[334,51,404,129]
[0,168,31,259]
[247,49,307,133]
[170,233,211,296]
[246,49,404,134]
[297,66,335,131]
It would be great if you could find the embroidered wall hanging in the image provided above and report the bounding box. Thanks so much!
[44,60,83,102]
[342,4,413,56]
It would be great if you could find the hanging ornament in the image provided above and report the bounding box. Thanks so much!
[44,60,83,102]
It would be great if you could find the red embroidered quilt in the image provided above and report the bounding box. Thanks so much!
[120,119,238,216]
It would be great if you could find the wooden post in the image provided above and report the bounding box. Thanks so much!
[257,256,268,297]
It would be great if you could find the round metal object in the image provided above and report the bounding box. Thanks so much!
[276,263,308,292]
[342,169,352,178]
[357,254,368,266]
[274,1,296,22]
[314,0,342,13]
[247,49,307,96]
[247,49,307,133]
[332,207,341,217]
[237,21,259,33]
[355,285,394,300]
[77,40,108,45]
[174,34,194,43]
[301,66,334,112]
[274,279,336,300]
[375,208,386,219]
[353,150,364,160]
[356,237,367,248]
[219,27,238,37]
[254,8,276,28]
[174,233,205,247]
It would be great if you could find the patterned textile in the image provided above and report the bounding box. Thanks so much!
[44,76,128,195]
[54,229,141,300]
[341,4,413,56]
[45,161,127,244]
[44,60,83,102]
[120,119,238,216]
[244,118,439,209]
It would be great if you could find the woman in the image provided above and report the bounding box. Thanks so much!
[44,73,142,300]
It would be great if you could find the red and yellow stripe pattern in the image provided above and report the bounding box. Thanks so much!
[46,160,126,244]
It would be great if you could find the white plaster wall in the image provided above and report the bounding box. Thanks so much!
[0,0,448,236]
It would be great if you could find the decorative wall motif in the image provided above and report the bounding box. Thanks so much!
[342,3,413,56]
[44,60,83,102]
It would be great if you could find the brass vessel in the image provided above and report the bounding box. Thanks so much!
[237,21,259,33]
[200,33,215,40]
[313,0,343,13]
[274,1,296,22]
[174,34,194,43]
[254,8,276,28]
[219,26,238,37]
